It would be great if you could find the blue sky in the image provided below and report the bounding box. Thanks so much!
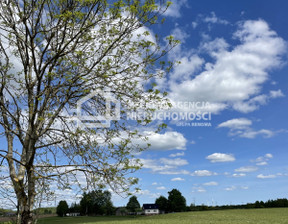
[1,0,288,209]
[112,0,288,207]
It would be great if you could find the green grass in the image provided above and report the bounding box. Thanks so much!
[37,208,288,224]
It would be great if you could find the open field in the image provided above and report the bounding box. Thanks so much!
[35,208,288,224]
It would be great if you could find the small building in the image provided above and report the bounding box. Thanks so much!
[115,207,127,216]
[142,204,159,215]
[66,212,80,216]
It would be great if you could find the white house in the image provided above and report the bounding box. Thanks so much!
[142,204,159,215]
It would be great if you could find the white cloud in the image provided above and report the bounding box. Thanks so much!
[218,118,252,129]
[159,170,190,175]
[203,12,229,25]
[225,186,236,191]
[206,153,235,163]
[140,157,189,175]
[156,186,166,190]
[256,161,268,166]
[252,153,273,166]
[192,187,207,193]
[232,173,246,177]
[239,129,275,139]
[225,185,248,191]
[171,55,204,81]
[191,170,217,176]
[257,174,277,179]
[203,181,218,186]
[164,0,188,18]
[270,89,285,98]
[136,189,160,199]
[235,166,258,173]
[200,38,229,55]
[218,118,278,139]
[138,131,187,151]
[159,158,188,166]
[171,177,185,181]
[168,20,286,114]
[170,27,190,44]
[192,21,198,29]
[169,152,185,157]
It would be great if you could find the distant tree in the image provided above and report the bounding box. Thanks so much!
[104,200,116,216]
[56,200,69,217]
[126,196,140,213]
[167,189,186,212]
[80,190,114,215]
[69,202,81,213]
[155,196,168,212]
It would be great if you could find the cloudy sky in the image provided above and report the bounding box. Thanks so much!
[112,0,288,207]
[2,0,287,209]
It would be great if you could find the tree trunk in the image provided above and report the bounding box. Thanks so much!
[21,209,33,224]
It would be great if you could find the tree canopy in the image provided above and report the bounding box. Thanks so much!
[155,195,168,212]
[0,0,178,223]
[167,189,186,212]
[126,195,140,212]
[80,190,114,215]
[56,200,69,217]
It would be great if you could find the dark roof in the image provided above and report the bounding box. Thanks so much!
[142,204,159,209]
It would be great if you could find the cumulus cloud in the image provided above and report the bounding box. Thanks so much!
[140,157,189,175]
[191,170,217,176]
[270,89,285,98]
[218,118,252,129]
[136,131,187,151]
[159,158,188,166]
[171,177,185,181]
[203,12,229,25]
[203,181,218,186]
[167,19,287,114]
[251,153,273,166]
[169,152,185,157]
[164,0,188,18]
[232,173,246,177]
[257,174,276,179]
[218,118,279,139]
[235,166,258,173]
[206,153,235,163]
[225,186,237,191]
[192,186,207,193]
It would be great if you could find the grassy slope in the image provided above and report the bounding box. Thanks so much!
[37,208,288,224]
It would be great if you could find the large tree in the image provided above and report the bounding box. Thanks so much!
[0,0,178,223]
[167,189,186,212]
[56,200,69,217]
[80,189,114,215]
[155,195,168,212]
[126,195,140,213]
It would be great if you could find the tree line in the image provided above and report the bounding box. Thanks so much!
[57,190,144,216]
[57,190,115,217]
[155,191,288,213]
[57,188,288,216]
[187,198,288,212]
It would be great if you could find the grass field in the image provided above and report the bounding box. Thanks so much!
[36,208,288,224]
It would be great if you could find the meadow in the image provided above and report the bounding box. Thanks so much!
[36,208,288,224]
